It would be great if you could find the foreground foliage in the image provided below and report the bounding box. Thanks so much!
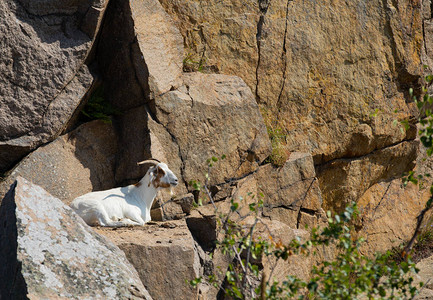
[189,158,422,299]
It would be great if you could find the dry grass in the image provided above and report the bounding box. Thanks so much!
[261,106,290,167]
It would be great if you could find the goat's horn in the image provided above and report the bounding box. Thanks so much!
[137,159,161,166]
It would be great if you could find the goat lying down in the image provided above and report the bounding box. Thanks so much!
[71,159,178,227]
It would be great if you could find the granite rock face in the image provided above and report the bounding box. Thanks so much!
[0,0,108,172]
[0,177,151,299]
[0,120,118,205]
[159,0,422,208]
[317,140,419,212]
[160,0,421,160]
[153,73,272,186]
[357,179,429,256]
[97,0,271,188]
[96,220,199,300]
[205,152,323,229]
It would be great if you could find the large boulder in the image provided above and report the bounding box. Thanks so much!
[0,177,151,299]
[0,120,118,205]
[152,73,272,186]
[96,220,199,300]
[0,0,108,172]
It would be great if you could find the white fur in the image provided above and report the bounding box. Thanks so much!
[70,162,178,227]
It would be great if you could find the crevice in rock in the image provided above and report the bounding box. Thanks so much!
[381,0,421,101]
[371,181,392,218]
[255,0,271,105]
[0,182,28,299]
[296,207,317,228]
[314,138,415,168]
[276,0,291,110]
[265,203,297,211]
[296,178,317,228]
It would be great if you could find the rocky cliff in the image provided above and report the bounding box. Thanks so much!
[1,0,433,298]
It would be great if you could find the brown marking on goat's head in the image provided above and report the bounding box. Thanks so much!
[134,182,142,188]
[153,166,171,188]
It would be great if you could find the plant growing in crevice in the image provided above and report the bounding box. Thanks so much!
[261,107,290,167]
[188,157,421,299]
[81,85,121,124]
[183,52,207,73]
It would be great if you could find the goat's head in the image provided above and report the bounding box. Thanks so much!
[137,159,178,189]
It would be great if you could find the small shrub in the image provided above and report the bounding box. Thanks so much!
[188,158,422,299]
[81,86,120,124]
[183,52,206,73]
[261,107,290,167]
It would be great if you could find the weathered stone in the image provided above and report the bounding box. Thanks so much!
[160,0,421,164]
[354,137,433,255]
[153,72,272,186]
[130,0,184,97]
[356,178,429,256]
[0,120,117,205]
[317,140,419,212]
[186,206,312,298]
[192,153,323,229]
[97,0,184,186]
[255,153,322,228]
[415,254,433,299]
[98,0,183,106]
[0,0,108,172]
[159,0,260,90]
[0,177,151,299]
[96,220,199,300]
[153,193,195,221]
[248,217,312,283]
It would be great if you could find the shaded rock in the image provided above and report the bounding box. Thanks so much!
[186,206,218,252]
[153,73,272,186]
[317,140,419,212]
[0,120,117,205]
[0,0,108,172]
[97,0,184,185]
[186,205,311,298]
[96,220,199,300]
[0,177,151,299]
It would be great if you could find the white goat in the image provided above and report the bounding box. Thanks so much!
[70,159,178,227]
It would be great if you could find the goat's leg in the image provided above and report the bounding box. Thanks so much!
[95,209,132,227]
[124,206,146,226]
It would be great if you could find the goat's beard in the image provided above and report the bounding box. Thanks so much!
[169,186,174,196]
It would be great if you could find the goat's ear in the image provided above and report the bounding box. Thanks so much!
[156,165,166,175]
[148,167,156,187]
